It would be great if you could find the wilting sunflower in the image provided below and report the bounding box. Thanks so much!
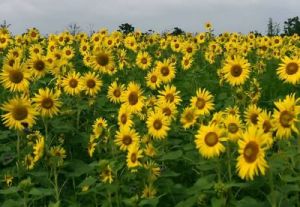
[49,145,67,166]
[244,104,262,126]
[272,94,300,139]
[236,125,269,180]
[107,81,125,104]
[82,71,103,96]
[0,60,31,92]
[24,154,35,170]
[222,56,250,86]
[180,107,198,129]
[115,127,140,151]
[155,59,176,83]
[195,124,227,158]
[62,71,83,95]
[142,184,157,199]
[136,51,152,70]
[100,165,114,184]
[277,56,300,85]
[127,143,143,169]
[157,84,182,106]
[1,96,37,131]
[92,117,108,138]
[190,88,215,116]
[224,114,243,142]
[121,82,145,113]
[118,105,134,128]
[33,134,45,162]
[32,88,61,118]
[28,54,48,78]
[146,111,170,139]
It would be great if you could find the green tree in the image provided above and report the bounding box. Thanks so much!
[171,27,185,36]
[283,16,300,35]
[118,23,135,35]
[267,18,280,36]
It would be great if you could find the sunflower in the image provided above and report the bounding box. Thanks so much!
[107,81,126,104]
[82,72,103,96]
[49,145,66,166]
[146,69,161,90]
[91,50,114,73]
[100,165,113,184]
[181,55,193,70]
[92,117,108,138]
[194,124,227,158]
[118,105,134,128]
[222,56,250,86]
[190,88,215,116]
[62,46,75,59]
[180,107,198,129]
[224,114,243,142]
[115,127,140,151]
[127,143,143,169]
[157,84,182,106]
[277,56,300,85]
[28,54,48,78]
[1,96,37,131]
[155,59,176,83]
[0,60,31,92]
[33,135,45,162]
[136,51,152,70]
[257,110,274,135]
[155,101,178,121]
[146,111,170,139]
[244,104,262,126]
[236,126,269,180]
[204,22,213,30]
[24,154,35,170]
[225,105,241,117]
[142,184,157,199]
[272,94,300,139]
[32,88,62,118]
[121,82,145,113]
[62,71,83,95]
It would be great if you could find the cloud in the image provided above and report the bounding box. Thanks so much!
[0,0,298,35]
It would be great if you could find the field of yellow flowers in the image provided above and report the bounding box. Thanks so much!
[0,24,300,207]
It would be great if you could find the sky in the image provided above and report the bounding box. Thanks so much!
[0,0,299,35]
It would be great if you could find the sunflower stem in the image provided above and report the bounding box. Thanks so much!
[226,142,232,182]
[16,131,21,178]
[42,117,48,140]
[53,167,60,203]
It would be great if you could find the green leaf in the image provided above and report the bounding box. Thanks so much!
[2,199,23,207]
[161,150,183,160]
[29,187,53,196]
[138,197,159,207]
[0,186,19,194]
[175,195,197,207]
[235,196,264,207]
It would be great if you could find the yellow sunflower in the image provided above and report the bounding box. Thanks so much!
[190,88,215,116]
[224,114,243,142]
[118,105,134,128]
[136,51,152,70]
[92,117,108,138]
[157,84,182,106]
[107,81,125,104]
[82,71,103,96]
[194,124,227,158]
[222,56,250,86]
[0,60,31,92]
[115,127,140,151]
[33,134,45,162]
[32,88,62,118]
[1,96,37,131]
[62,71,83,95]
[91,49,114,73]
[236,125,269,180]
[244,104,262,126]
[28,54,49,78]
[146,111,170,139]
[121,82,145,113]
[155,101,178,121]
[127,143,143,169]
[155,59,176,83]
[180,107,198,129]
[146,69,162,90]
[277,56,300,85]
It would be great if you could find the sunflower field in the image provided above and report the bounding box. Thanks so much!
[0,24,300,207]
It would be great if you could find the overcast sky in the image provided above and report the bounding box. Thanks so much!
[0,0,299,35]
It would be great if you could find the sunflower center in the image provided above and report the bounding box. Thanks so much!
[153,119,162,130]
[279,110,293,128]
[150,75,157,83]
[69,78,78,88]
[184,59,189,66]
[243,141,259,163]
[165,93,174,102]
[228,123,238,133]
[86,79,96,88]
[12,105,28,121]
[8,59,15,67]
[120,114,127,124]
[113,89,121,97]
[41,98,54,109]
[131,153,137,163]
[161,66,170,76]
[128,92,138,105]
[13,51,19,57]
[186,47,192,53]
[196,98,206,109]
[285,62,298,75]
[250,113,258,125]
[0,38,6,43]
[204,132,219,147]
[185,111,194,122]
[163,107,171,116]
[263,120,272,133]
[230,64,242,77]
[141,57,148,64]
[66,50,71,56]
[96,53,109,66]
[274,39,280,44]
[34,60,45,71]
[33,48,39,54]
[9,70,24,84]
[122,135,132,145]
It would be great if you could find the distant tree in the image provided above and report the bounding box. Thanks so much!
[267,18,280,36]
[250,30,262,37]
[88,24,95,36]
[0,20,11,29]
[171,27,185,36]
[118,23,135,35]
[67,23,81,35]
[283,16,300,35]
